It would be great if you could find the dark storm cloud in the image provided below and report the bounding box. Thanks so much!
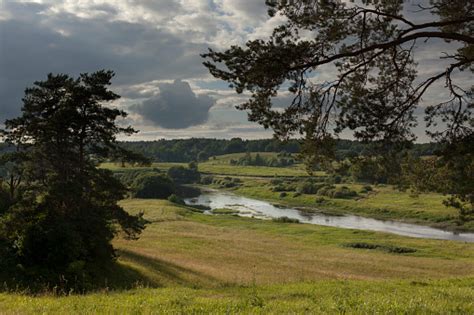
[0,1,207,122]
[132,80,215,129]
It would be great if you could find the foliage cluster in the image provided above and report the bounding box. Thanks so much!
[167,164,200,184]
[230,151,295,167]
[0,71,148,290]
[212,177,242,189]
[110,139,443,163]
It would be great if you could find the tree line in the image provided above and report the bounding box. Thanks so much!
[103,139,443,163]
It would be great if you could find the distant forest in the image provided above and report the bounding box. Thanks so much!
[0,138,442,163]
[118,139,441,163]
[0,139,443,163]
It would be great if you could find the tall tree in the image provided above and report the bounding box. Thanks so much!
[203,0,473,214]
[0,71,146,287]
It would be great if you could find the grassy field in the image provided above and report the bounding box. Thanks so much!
[101,152,316,177]
[2,199,473,313]
[2,279,473,314]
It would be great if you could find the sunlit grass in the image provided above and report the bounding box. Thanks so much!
[1,199,473,313]
[1,278,473,314]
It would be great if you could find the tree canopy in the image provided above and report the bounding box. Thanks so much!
[202,0,473,215]
[0,70,146,289]
[203,0,472,147]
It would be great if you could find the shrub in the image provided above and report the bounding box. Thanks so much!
[117,169,161,187]
[315,197,326,205]
[131,174,175,199]
[363,185,373,191]
[317,185,358,199]
[270,178,283,185]
[167,166,200,184]
[272,216,300,223]
[296,181,318,194]
[200,176,214,185]
[409,190,420,198]
[223,181,238,188]
[360,185,373,193]
[175,185,201,198]
[317,185,335,196]
[272,184,289,192]
[332,187,358,199]
[168,194,185,205]
[344,242,417,254]
[214,177,242,188]
[333,175,342,184]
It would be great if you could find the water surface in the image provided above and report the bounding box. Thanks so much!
[185,191,474,242]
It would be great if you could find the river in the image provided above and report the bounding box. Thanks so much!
[184,190,474,242]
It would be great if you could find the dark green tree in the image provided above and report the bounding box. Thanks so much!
[0,70,146,287]
[167,165,201,184]
[203,0,473,215]
[131,174,175,199]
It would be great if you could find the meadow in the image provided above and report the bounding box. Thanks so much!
[101,152,315,177]
[1,199,473,313]
[4,156,460,313]
[102,153,471,231]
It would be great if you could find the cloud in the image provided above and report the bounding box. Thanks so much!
[132,80,215,129]
[0,0,466,142]
[0,1,208,122]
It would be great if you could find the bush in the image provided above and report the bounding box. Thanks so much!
[223,181,238,188]
[279,192,287,198]
[200,176,214,185]
[315,197,326,205]
[270,178,283,185]
[317,185,358,199]
[117,169,161,187]
[213,177,242,189]
[167,166,200,184]
[272,184,292,192]
[175,185,201,198]
[272,216,300,223]
[360,185,373,193]
[296,181,326,194]
[131,174,175,199]
[168,194,185,205]
[317,185,336,196]
[332,187,358,199]
[344,242,417,254]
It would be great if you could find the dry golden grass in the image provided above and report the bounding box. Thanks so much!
[114,199,474,289]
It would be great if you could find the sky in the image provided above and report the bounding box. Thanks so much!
[0,0,471,142]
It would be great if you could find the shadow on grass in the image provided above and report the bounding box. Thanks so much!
[117,249,222,289]
[0,249,222,294]
[0,261,153,294]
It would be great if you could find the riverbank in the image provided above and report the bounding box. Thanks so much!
[202,177,474,233]
[185,190,474,242]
